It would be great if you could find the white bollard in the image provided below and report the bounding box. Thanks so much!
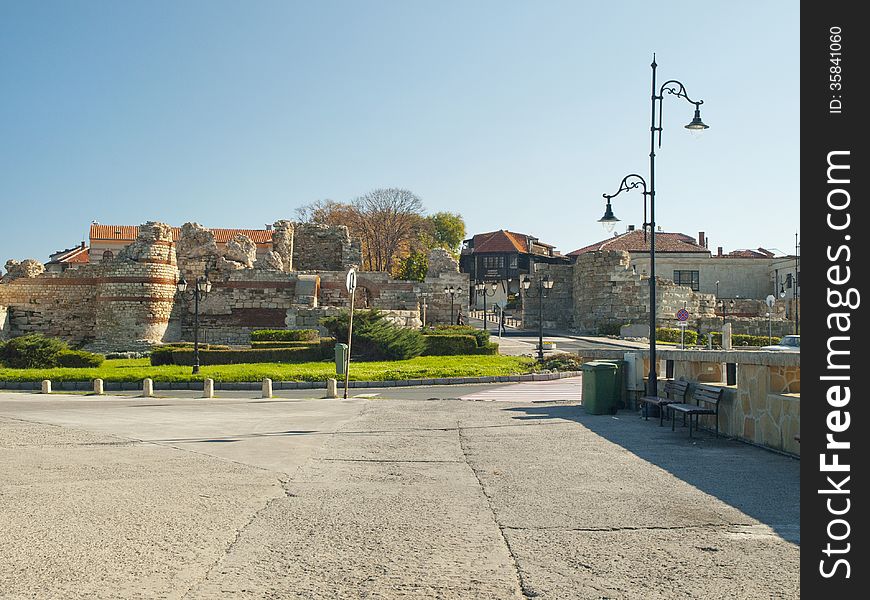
[326,378,338,399]
[93,378,104,395]
[41,380,51,394]
[262,378,273,398]
[723,323,733,351]
[143,378,154,397]
[203,378,214,398]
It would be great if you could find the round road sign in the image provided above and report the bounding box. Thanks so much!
[677,308,689,321]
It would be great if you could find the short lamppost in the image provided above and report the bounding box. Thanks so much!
[521,273,554,360]
[597,56,708,397]
[176,272,213,374]
[444,285,462,324]
[474,280,499,332]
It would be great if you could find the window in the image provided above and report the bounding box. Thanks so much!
[509,255,518,269]
[673,270,699,291]
[102,250,114,262]
[482,256,505,269]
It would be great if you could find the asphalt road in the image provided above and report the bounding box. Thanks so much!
[0,386,799,599]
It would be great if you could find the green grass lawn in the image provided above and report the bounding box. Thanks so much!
[0,355,536,383]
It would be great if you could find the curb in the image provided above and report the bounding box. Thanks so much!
[0,371,582,392]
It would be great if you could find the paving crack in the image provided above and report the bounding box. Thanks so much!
[501,522,756,533]
[457,421,534,599]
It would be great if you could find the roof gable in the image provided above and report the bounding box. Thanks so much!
[569,229,710,256]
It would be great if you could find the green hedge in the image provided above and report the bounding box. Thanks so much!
[0,334,104,369]
[161,342,230,350]
[150,344,332,366]
[422,335,478,356]
[250,329,319,342]
[656,328,699,345]
[251,339,334,349]
[472,342,500,355]
[56,350,105,368]
[422,325,490,348]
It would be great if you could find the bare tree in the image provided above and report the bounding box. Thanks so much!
[352,188,424,272]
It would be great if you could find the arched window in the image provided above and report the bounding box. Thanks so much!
[102,250,114,262]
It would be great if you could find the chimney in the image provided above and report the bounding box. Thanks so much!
[81,241,86,249]
[628,225,635,231]
[265,224,273,231]
[698,231,705,247]
[717,246,723,256]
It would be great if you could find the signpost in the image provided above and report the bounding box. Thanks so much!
[343,268,357,399]
[676,307,689,349]
[765,295,775,344]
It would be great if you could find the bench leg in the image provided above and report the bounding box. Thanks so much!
[688,415,693,438]
[643,403,648,420]
[672,411,676,431]
[715,412,719,438]
[659,405,665,427]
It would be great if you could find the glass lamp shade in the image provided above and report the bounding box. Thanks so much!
[474,282,484,292]
[598,200,620,232]
[489,281,498,292]
[176,278,188,293]
[520,276,531,290]
[444,287,450,294]
[543,276,554,289]
[685,107,709,131]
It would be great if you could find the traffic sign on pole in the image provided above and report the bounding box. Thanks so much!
[676,308,689,321]
[345,268,357,294]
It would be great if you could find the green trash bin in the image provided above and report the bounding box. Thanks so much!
[597,359,626,409]
[581,361,618,415]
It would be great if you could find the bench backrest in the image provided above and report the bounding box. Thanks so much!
[693,384,724,407]
[664,379,690,400]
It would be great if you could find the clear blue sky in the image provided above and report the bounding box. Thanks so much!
[1,0,800,264]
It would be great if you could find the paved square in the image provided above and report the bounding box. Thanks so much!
[0,387,799,599]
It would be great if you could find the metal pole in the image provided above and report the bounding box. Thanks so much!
[768,312,772,344]
[794,233,799,335]
[343,287,355,399]
[648,55,658,397]
[538,285,544,360]
[192,286,200,375]
[483,288,487,332]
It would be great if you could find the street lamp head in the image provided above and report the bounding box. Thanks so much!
[176,277,188,294]
[598,199,620,232]
[520,275,531,290]
[474,282,484,292]
[542,274,554,289]
[685,106,709,131]
[489,281,498,292]
[779,291,787,299]
[444,286,450,295]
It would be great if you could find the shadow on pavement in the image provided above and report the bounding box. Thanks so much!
[503,404,800,545]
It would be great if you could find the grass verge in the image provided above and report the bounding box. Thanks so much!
[0,355,535,383]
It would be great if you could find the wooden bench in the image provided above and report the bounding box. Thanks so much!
[640,380,689,427]
[668,384,724,438]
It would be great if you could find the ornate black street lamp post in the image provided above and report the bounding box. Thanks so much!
[521,274,554,360]
[176,273,212,374]
[474,280,498,332]
[444,285,462,324]
[597,55,708,397]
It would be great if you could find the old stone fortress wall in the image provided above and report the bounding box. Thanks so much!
[0,220,469,351]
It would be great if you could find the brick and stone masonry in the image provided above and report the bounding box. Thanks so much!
[0,222,470,350]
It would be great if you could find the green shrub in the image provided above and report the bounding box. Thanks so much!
[733,334,780,347]
[422,335,478,356]
[149,345,332,366]
[251,329,319,342]
[150,346,175,366]
[0,334,69,368]
[161,342,230,350]
[320,310,425,361]
[656,328,698,345]
[423,325,490,347]
[56,349,105,368]
[536,352,583,371]
[472,342,500,355]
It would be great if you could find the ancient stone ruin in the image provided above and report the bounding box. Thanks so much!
[0,220,468,350]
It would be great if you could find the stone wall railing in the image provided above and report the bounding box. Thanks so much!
[574,348,800,456]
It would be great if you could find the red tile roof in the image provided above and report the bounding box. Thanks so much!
[90,224,274,245]
[47,244,90,264]
[568,229,709,256]
[466,230,554,255]
[721,248,775,258]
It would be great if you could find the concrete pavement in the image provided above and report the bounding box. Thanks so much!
[0,386,799,598]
